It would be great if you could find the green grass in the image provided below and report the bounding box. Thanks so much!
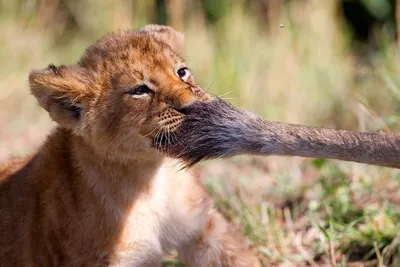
[1,1,400,266]
[196,158,400,266]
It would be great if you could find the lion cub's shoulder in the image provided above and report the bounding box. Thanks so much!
[0,157,30,183]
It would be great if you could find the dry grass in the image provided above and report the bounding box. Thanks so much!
[1,1,400,266]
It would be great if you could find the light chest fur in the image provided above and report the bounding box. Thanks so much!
[112,160,211,266]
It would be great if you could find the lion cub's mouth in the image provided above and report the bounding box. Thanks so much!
[153,108,185,149]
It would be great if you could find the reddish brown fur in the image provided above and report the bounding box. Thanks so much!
[0,25,260,266]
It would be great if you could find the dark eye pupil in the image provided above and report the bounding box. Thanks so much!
[133,85,151,95]
[177,68,186,78]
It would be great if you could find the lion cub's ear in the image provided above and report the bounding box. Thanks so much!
[29,65,91,129]
[140,24,184,55]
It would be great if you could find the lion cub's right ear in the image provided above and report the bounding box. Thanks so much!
[140,24,184,56]
[29,65,91,129]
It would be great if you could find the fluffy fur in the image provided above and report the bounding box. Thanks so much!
[159,98,400,168]
[0,25,260,266]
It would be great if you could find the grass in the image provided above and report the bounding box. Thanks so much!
[194,157,400,266]
[1,1,400,266]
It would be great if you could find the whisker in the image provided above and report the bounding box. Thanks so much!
[159,129,167,151]
[171,127,183,146]
[217,89,236,98]
[168,125,179,146]
[218,97,236,101]
[170,129,178,145]
[154,128,163,160]
[141,125,161,138]
[168,126,174,147]
[153,127,161,143]
[205,81,216,94]
[165,127,171,149]
[154,127,163,148]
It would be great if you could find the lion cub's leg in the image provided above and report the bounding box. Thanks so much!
[178,208,261,267]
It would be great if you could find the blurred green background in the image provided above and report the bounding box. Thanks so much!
[2,0,400,159]
[2,0,400,266]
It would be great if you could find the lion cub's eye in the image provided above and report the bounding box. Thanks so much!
[128,85,152,97]
[177,67,190,81]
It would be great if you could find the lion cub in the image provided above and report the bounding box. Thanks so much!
[0,25,260,266]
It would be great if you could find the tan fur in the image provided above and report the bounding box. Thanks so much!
[0,25,260,267]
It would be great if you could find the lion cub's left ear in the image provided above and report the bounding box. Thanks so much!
[29,65,91,129]
[140,24,184,55]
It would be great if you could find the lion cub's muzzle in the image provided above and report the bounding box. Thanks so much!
[153,108,186,149]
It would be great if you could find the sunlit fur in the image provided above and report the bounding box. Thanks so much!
[0,25,260,266]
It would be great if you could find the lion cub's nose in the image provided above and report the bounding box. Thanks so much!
[166,89,195,113]
[175,107,189,115]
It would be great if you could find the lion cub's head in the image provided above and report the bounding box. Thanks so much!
[29,25,208,162]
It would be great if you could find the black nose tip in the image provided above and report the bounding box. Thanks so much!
[175,108,188,115]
